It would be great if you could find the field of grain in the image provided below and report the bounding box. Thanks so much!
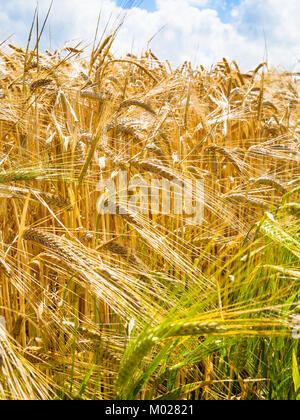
[0,33,299,400]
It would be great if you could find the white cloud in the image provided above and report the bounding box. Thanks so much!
[231,0,299,70]
[0,0,298,71]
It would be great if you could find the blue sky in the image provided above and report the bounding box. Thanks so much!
[116,1,242,20]
[116,0,157,12]
[0,0,298,70]
[116,1,241,12]
[138,0,156,11]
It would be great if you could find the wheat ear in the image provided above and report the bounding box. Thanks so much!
[224,194,270,210]
[205,146,242,174]
[132,160,176,182]
[252,177,287,195]
[118,99,156,116]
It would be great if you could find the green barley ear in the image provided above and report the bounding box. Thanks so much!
[0,169,41,183]
[231,339,249,374]
[260,213,300,259]
[281,203,300,217]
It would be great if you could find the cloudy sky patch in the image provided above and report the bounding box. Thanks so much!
[0,0,298,71]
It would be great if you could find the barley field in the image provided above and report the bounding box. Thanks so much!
[0,28,299,400]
